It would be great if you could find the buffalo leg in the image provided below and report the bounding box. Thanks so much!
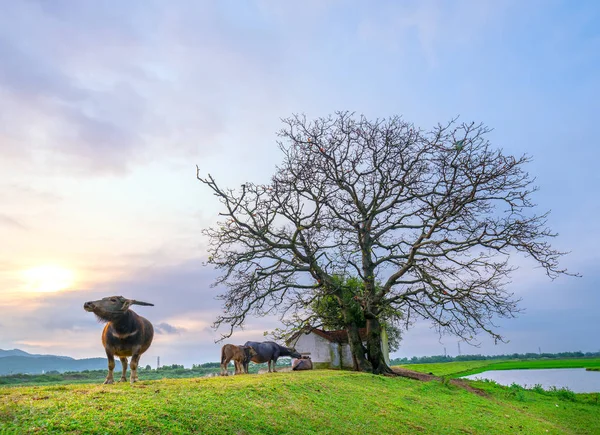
[104,352,115,384]
[119,357,128,382]
[220,358,230,376]
[130,354,141,384]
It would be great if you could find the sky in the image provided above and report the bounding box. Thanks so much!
[1,0,599,368]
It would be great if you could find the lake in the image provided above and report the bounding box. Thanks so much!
[462,368,600,393]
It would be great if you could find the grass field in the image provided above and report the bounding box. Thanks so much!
[1,369,599,434]
[398,358,600,378]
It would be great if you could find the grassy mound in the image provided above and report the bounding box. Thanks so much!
[1,370,599,434]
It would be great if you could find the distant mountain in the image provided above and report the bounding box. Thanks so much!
[0,349,35,358]
[0,349,116,375]
[0,348,73,359]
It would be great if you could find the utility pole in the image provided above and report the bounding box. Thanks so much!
[457,342,461,356]
[157,356,160,370]
[444,347,447,357]
[538,347,542,355]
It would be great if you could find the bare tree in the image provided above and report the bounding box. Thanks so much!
[198,112,574,374]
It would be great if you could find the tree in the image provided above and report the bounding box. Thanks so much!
[301,275,402,371]
[198,112,573,374]
[309,275,372,371]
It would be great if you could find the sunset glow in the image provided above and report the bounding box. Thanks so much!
[21,266,75,293]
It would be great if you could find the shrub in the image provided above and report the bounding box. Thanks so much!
[531,384,547,395]
[549,386,577,402]
[507,383,527,402]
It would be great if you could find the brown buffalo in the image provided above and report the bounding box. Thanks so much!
[83,296,154,384]
[220,344,257,376]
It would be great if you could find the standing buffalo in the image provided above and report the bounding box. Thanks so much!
[83,296,154,385]
[244,341,301,373]
[220,344,257,376]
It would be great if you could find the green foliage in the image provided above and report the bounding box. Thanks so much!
[532,383,546,394]
[192,362,220,369]
[1,370,599,434]
[312,275,365,330]
[507,383,527,402]
[310,275,403,352]
[549,386,577,402]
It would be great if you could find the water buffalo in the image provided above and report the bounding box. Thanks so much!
[83,296,154,384]
[244,341,301,373]
[292,355,313,371]
[220,344,257,376]
[221,344,256,376]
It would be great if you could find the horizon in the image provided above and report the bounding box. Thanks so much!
[3,346,599,370]
[1,1,599,368]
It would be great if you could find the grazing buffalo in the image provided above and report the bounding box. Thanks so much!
[244,341,301,373]
[292,356,313,371]
[83,296,154,384]
[220,344,257,376]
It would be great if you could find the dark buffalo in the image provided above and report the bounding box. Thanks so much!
[244,341,301,373]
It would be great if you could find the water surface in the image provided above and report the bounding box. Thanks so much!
[462,368,600,393]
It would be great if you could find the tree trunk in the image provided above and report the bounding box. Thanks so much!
[346,323,372,372]
[365,317,394,375]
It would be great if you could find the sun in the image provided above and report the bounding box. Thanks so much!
[21,266,75,293]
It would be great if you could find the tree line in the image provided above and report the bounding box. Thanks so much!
[0,360,293,386]
[390,351,600,365]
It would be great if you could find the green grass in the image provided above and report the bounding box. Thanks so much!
[397,358,600,378]
[1,370,599,434]
[396,360,497,377]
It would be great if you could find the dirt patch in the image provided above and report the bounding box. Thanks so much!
[392,368,437,382]
[392,368,489,397]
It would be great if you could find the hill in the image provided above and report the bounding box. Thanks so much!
[0,349,41,358]
[0,370,598,434]
[0,354,118,375]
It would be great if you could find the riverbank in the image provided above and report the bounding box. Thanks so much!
[398,357,600,378]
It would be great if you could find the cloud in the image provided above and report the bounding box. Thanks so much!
[0,0,289,176]
[0,184,63,204]
[155,322,185,335]
[0,214,27,230]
